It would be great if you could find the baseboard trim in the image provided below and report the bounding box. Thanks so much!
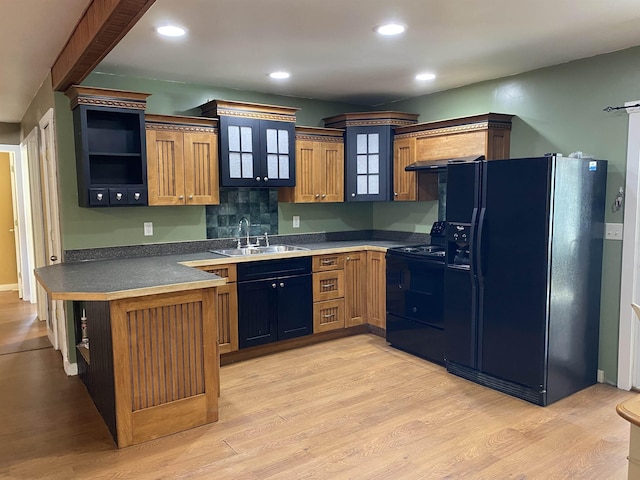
[0,283,18,292]
[64,358,78,376]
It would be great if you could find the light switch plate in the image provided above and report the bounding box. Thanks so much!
[292,216,300,228]
[605,222,623,240]
[143,222,153,236]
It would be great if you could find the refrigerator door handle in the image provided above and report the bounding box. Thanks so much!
[470,207,479,277]
[477,206,487,280]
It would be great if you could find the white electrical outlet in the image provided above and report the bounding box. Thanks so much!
[605,222,623,240]
[292,215,300,228]
[143,222,153,236]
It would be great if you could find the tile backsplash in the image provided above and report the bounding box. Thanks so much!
[205,187,279,239]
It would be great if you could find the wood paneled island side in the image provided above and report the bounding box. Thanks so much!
[35,257,226,448]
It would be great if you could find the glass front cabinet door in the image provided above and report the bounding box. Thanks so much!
[201,100,299,188]
[323,111,419,202]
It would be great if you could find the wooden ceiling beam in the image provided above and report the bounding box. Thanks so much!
[51,0,156,92]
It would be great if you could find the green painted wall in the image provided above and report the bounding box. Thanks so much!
[0,123,20,144]
[376,46,640,384]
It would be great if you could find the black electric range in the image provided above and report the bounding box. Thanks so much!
[385,222,446,364]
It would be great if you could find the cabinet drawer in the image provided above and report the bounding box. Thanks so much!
[313,270,345,301]
[127,187,147,205]
[109,188,128,205]
[313,299,345,333]
[88,188,109,207]
[198,264,237,283]
[313,254,345,272]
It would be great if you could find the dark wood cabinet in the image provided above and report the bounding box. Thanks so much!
[237,258,312,348]
[200,100,299,187]
[66,86,150,207]
[323,111,419,202]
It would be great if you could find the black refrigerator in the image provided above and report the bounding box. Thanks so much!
[444,155,607,406]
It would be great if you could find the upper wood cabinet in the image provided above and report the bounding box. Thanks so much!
[393,113,514,201]
[323,112,419,202]
[279,126,344,203]
[200,100,299,188]
[146,115,220,206]
[66,86,150,208]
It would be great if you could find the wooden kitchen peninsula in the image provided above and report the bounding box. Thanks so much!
[35,256,226,448]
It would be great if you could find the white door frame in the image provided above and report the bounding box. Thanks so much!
[0,144,35,302]
[39,108,73,374]
[8,153,22,296]
[617,100,640,390]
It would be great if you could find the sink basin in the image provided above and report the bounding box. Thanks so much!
[211,245,309,257]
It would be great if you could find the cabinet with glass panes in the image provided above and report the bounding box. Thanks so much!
[200,100,299,188]
[323,111,419,201]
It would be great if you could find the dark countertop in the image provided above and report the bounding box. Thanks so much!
[35,240,407,301]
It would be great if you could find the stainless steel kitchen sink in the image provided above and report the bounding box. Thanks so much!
[211,245,309,257]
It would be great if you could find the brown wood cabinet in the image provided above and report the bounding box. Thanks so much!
[344,252,367,327]
[146,115,220,206]
[196,264,238,354]
[393,113,513,201]
[312,254,346,332]
[279,127,344,203]
[75,288,219,448]
[366,251,386,329]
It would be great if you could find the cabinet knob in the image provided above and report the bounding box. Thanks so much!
[280,282,285,288]
[116,193,123,200]
[346,256,350,261]
[272,283,277,289]
[188,195,193,200]
[256,177,261,181]
[96,193,103,201]
[321,194,326,198]
[263,177,268,182]
[315,194,320,198]
[179,195,184,200]
[50,255,58,262]
[394,192,398,197]
[351,193,356,197]
[134,192,141,200]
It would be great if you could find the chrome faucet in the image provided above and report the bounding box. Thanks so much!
[238,217,250,248]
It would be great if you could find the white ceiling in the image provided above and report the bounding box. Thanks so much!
[97,0,640,106]
[2,0,640,124]
[0,0,91,123]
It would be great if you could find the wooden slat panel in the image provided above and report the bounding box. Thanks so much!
[126,300,205,411]
[366,252,386,329]
[393,137,417,201]
[321,141,344,202]
[216,284,239,354]
[344,252,367,327]
[184,132,219,205]
[146,130,184,205]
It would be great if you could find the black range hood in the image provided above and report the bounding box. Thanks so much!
[405,155,485,172]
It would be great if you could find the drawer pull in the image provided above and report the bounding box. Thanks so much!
[322,314,335,319]
[321,283,335,289]
[321,259,335,265]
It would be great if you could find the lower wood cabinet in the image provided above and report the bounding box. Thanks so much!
[344,252,367,327]
[312,254,346,332]
[74,288,219,448]
[366,251,386,329]
[196,264,238,353]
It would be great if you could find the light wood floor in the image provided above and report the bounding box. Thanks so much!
[0,290,49,355]
[0,333,635,479]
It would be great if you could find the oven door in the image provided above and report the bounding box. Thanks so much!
[386,252,445,364]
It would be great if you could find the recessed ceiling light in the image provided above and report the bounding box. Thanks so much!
[375,23,406,36]
[416,73,436,81]
[269,71,290,79]
[156,25,186,37]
